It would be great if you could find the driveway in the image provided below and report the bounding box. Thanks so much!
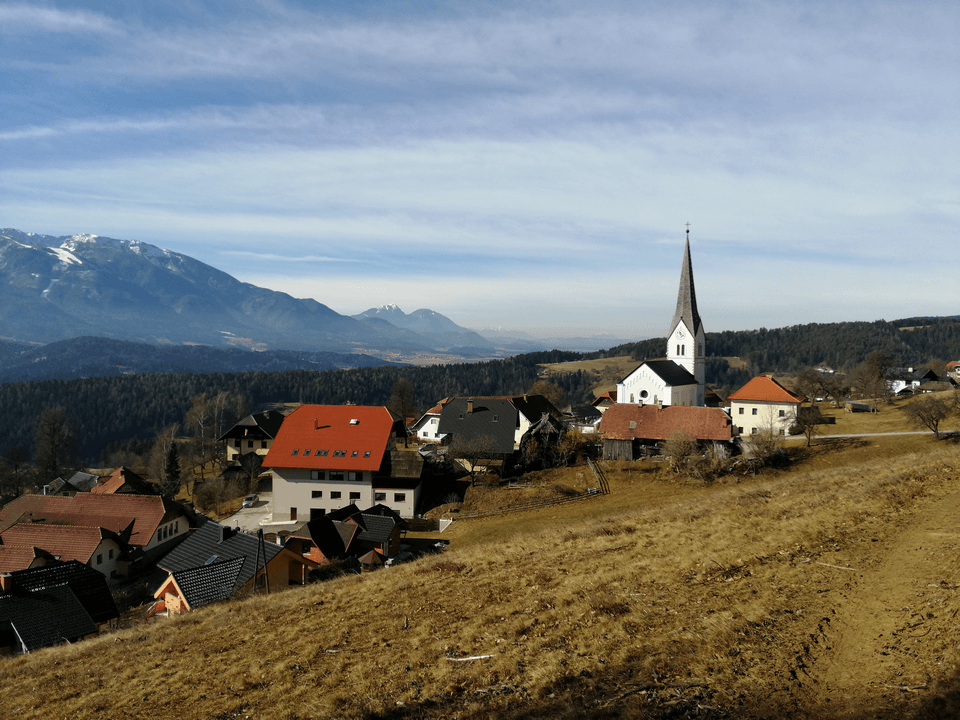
[223,492,274,532]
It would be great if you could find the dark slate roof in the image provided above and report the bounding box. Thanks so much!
[351,514,399,545]
[157,522,282,591]
[301,516,354,558]
[4,560,119,625]
[170,556,246,610]
[0,584,97,652]
[510,394,562,423]
[670,237,703,336]
[218,410,287,442]
[436,398,518,454]
[566,404,603,422]
[326,503,361,521]
[622,359,698,387]
[65,472,100,492]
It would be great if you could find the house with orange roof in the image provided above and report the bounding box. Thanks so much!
[263,405,421,522]
[0,492,191,565]
[599,404,734,461]
[946,361,960,381]
[90,466,158,495]
[411,397,453,441]
[727,375,805,436]
[0,524,129,581]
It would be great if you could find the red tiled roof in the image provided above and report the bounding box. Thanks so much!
[0,493,181,547]
[0,525,113,564]
[947,361,960,370]
[599,404,733,442]
[263,405,398,472]
[0,545,54,573]
[90,466,155,495]
[727,376,804,404]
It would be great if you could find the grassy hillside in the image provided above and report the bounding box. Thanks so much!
[5,406,960,718]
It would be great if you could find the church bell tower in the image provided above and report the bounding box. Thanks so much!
[666,228,706,405]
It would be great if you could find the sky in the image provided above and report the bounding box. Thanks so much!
[1,1,958,339]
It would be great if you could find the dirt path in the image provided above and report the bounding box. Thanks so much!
[800,487,960,718]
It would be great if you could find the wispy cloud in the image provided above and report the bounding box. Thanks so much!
[222,250,356,263]
[0,3,123,34]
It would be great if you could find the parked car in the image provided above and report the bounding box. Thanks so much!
[242,494,259,508]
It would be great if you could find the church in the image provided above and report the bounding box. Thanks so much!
[616,232,706,407]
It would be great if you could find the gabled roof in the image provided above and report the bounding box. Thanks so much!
[218,410,287,442]
[90,467,157,495]
[592,391,617,406]
[620,359,698,388]
[158,522,283,590]
[436,398,518,454]
[0,545,55,573]
[509,394,563,423]
[65,472,100,492]
[4,560,120,624]
[162,557,246,611]
[0,584,97,652]
[349,514,400,545]
[0,493,185,546]
[727,376,804,404]
[262,405,399,472]
[0,525,120,564]
[670,238,703,336]
[600,404,733,442]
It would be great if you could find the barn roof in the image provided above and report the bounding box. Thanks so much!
[600,404,733,442]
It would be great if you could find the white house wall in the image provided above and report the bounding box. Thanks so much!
[730,401,798,436]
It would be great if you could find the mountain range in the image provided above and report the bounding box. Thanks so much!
[0,229,500,357]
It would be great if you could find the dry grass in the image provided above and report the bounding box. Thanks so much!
[6,439,960,719]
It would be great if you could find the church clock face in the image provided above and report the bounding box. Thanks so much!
[677,330,684,338]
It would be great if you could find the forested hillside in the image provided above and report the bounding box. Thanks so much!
[0,350,589,463]
[597,317,960,373]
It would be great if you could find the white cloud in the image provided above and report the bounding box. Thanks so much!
[0,4,122,34]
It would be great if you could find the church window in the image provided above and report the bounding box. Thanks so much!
[629,393,635,403]
[682,344,685,355]
[640,390,648,399]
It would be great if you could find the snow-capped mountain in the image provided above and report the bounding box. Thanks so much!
[0,229,482,354]
[352,305,493,349]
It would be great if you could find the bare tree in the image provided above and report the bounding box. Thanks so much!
[34,407,79,484]
[237,451,264,494]
[210,391,246,465]
[663,432,727,482]
[388,378,417,448]
[0,444,30,499]
[148,423,180,484]
[790,406,822,447]
[185,394,213,481]
[902,395,954,440]
[528,380,566,409]
[448,435,497,483]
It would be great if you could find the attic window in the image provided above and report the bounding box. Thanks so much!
[315,450,323,456]
[351,451,358,457]
[458,413,464,420]
[291,449,299,456]
[493,414,499,422]
[350,419,359,425]
[629,421,637,429]
[320,450,328,456]
[304,449,310,455]
[363,451,371,458]
[204,555,218,565]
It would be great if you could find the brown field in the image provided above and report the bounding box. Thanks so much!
[5,399,960,719]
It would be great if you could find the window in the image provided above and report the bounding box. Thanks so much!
[320,450,328,456]
[311,470,321,480]
[235,440,241,448]
[778,410,785,417]
[751,408,758,416]
[97,553,103,565]
[738,407,744,415]
[330,471,344,482]
[348,472,358,482]
[291,449,299,456]
[363,451,370,458]
[290,507,297,521]
[262,441,268,449]
[311,490,322,498]
[431,418,437,425]
[175,521,179,532]
[247,440,254,449]
[331,491,341,499]
[737,426,744,434]
[108,548,114,559]
[375,492,386,501]
[349,492,361,500]
[629,393,635,403]
[640,390,648,399]
[304,449,310,456]
[315,450,323,456]
[351,450,358,457]
[493,414,499,422]
[394,493,406,502]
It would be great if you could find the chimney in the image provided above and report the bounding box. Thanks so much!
[0,573,12,593]
[218,525,231,543]
[315,418,319,430]
[467,400,474,413]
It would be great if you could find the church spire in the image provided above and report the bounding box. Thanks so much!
[670,227,702,336]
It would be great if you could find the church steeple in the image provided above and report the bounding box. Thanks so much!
[670,230,702,337]
[666,227,706,406]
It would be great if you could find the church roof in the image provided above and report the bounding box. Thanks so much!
[620,359,698,388]
[670,238,702,336]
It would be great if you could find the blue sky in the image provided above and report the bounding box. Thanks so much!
[1,1,958,339]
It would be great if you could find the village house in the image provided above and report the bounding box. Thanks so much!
[727,375,805,436]
[0,524,129,582]
[153,520,321,614]
[219,410,287,463]
[599,403,735,461]
[263,405,422,522]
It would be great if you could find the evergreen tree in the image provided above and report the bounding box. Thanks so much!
[162,442,182,499]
